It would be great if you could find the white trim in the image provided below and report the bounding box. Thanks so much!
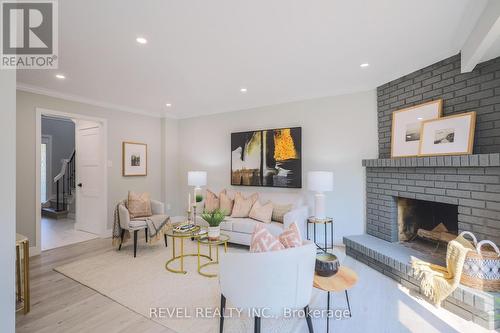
[461,1,500,72]
[29,246,41,257]
[18,83,178,119]
[35,108,109,254]
[41,134,53,202]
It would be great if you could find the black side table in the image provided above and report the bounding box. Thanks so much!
[307,217,334,252]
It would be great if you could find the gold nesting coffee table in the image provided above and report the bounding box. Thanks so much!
[197,233,230,278]
[165,225,209,275]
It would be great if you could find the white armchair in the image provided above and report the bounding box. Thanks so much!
[219,242,316,333]
[117,199,167,257]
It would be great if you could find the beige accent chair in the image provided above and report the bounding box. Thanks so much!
[118,199,167,257]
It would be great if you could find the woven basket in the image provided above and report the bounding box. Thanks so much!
[459,231,500,292]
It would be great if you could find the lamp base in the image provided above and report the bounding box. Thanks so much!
[314,193,326,220]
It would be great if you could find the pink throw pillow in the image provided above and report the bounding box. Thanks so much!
[249,223,285,253]
[279,223,302,248]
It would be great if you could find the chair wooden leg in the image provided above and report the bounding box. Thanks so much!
[304,306,314,333]
[220,294,226,333]
[254,316,261,333]
[145,228,148,243]
[164,234,168,247]
[118,229,125,251]
[133,230,138,258]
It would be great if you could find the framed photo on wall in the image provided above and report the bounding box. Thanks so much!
[419,112,476,156]
[122,142,147,176]
[391,100,442,157]
[231,127,302,188]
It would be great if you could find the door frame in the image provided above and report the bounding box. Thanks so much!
[40,134,53,202]
[35,108,108,255]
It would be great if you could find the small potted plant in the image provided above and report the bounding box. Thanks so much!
[201,209,225,241]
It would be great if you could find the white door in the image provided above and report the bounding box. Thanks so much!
[75,120,105,235]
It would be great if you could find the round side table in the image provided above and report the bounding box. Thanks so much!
[165,225,209,275]
[307,217,334,252]
[197,233,230,278]
[313,266,358,333]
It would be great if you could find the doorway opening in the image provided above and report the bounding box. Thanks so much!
[36,109,108,253]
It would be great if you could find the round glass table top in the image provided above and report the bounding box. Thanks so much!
[197,233,230,245]
[165,224,207,238]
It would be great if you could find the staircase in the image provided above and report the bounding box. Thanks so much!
[42,151,76,219]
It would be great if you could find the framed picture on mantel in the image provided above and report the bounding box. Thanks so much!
[391,100,442,158]
[419,112,476,156]
[122,141,147,176]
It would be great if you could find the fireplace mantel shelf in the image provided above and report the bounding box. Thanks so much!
[362,153,500,168]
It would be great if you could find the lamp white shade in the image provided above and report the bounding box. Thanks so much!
[188,171,207,187]
[307,171,333,192]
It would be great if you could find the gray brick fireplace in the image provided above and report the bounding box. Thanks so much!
[363,154,500,245]
[343,54,500,330]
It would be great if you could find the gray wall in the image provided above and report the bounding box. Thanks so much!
[0,70,16,332]
[378,54,500,158]
[41,117,75,197]
[178,90,379,244]
[17,91,164,246]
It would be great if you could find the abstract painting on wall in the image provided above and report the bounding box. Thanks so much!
[231,127,301,188]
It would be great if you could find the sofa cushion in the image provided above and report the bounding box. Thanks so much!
[231,192,258,218]
[249,223,285,253]
[231,218,257,234]
[127,192,152,218]
[279,223,302,248]
[205,189,222,212]
[220,191,234,215]
[272,203,293,223]
[129,219,147,229]
[249,201,273,223]
[219,220,233,232]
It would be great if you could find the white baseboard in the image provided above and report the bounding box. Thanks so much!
[29,246,41,257]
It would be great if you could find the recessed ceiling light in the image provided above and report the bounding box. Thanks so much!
[136,37,148,44]
[360,63,370,68]
[55,74,65,79]
[165,103,172,107]
[417,117,423,120]
[240,88,247,93]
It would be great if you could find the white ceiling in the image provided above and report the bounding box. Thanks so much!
[17,0,489,118]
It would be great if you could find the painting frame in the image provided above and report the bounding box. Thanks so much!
[418,112,476,156]
[231,127,302,188]
[122,141,148,177]
[391,99,443,158]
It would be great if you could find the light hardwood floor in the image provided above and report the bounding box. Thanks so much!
[16,237,174,333]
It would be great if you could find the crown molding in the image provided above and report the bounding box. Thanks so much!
[16,82,178,119]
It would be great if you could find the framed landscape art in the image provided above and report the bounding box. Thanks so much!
[122,142,147,176]
[419,112,476,156]
[231,127,302,188]
[391,100,442,157]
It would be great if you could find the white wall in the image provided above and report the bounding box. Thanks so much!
[17,91,165,246]
[1,71,16,332]
[178,90,378,244]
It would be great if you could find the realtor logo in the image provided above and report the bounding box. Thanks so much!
[1,0,58,69]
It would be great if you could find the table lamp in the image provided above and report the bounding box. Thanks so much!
[307,171,333,219]
[188,171,207,207]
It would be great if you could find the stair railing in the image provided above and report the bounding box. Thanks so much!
[53,150,75,211]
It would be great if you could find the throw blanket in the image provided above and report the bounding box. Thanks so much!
[112,200,170,248]
[411,235,474,305]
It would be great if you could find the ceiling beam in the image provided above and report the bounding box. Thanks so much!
[461,0,500,73]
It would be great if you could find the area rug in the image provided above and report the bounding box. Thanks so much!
[54,240,314,333]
